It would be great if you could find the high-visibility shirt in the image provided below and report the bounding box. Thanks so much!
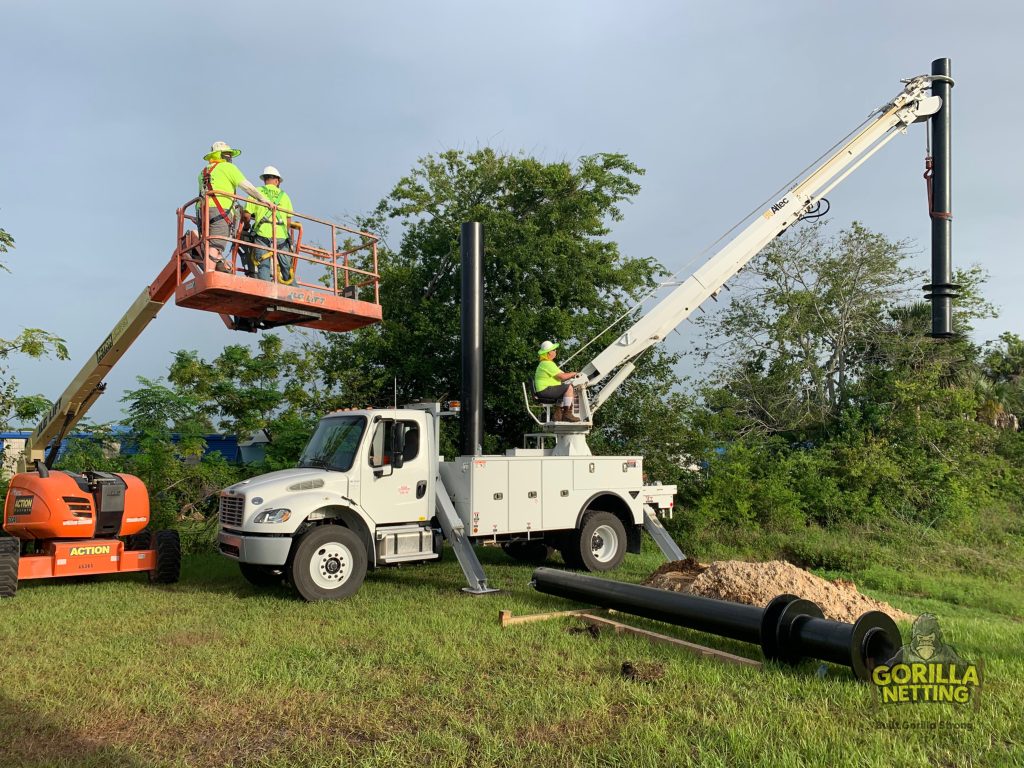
[245,186,293,239]
[535,359,563,391]
[198,161,246,210]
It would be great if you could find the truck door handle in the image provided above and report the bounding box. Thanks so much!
[416,480,427,499]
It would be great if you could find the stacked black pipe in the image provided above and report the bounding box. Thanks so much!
[531,567,901,681]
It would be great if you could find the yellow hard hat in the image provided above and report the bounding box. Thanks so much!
[204,141,241,161]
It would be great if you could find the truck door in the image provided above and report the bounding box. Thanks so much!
[360,416,430,525]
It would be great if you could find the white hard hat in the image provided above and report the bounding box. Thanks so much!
[260,165,282,180]
[204,141,241,161]
[537,340,560,356]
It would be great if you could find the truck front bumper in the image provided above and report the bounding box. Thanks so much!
[218,529,292,566]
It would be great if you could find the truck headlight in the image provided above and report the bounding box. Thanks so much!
[253,508,291,524]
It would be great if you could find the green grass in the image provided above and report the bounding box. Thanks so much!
[1,525,1021,768]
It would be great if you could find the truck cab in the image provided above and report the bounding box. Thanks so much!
[218,408,440,601]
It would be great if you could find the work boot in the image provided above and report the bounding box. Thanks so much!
[215,259,232,274]
[550,406,564,422]
[561,406,581,423]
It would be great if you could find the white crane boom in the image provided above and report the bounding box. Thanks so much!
[574,75,942,423]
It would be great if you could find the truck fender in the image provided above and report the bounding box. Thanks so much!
[575,492,642,554]
[297,504,377,569]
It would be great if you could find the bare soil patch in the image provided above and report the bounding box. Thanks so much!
[645,558,911,623]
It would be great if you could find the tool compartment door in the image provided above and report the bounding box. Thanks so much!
[468,458,509,536]
[507,459,542,534]
[573,457,643,491]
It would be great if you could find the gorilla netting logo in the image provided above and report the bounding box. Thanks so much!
[872,613,981,705]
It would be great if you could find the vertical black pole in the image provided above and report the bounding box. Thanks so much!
[926,57,955,338]
[460,222,484,456]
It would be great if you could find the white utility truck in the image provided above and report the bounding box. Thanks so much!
[218,71,948,601]
[218,402,677,600]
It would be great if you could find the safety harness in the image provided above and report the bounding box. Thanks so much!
[247,186,294,283]
[200,161,233,224]
[250,186,289,239]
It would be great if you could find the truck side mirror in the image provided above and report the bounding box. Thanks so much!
[391,425,406,470]
[370,418,393,475]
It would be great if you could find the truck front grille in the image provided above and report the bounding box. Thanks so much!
[219,494,245,527]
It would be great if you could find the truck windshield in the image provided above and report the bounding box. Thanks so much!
[298,416,366,472]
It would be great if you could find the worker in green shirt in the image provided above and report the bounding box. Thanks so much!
[242,166,294,283]
[198,141,269,273]
[534,340,581,422]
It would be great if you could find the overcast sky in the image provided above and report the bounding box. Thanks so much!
[2,0,1021,424]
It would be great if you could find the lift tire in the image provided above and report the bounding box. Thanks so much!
[0,536,19,598]
[288,525,367,602]
[149,530,181,584]
[239,563,284,588]
[502,540,552,565]
[573,512,628,573]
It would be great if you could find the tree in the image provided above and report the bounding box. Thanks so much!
[679,220,1021,529]
[322,148,679,452]
[110,378,243,528]
[980,332,1024,423]
[692,221,918,438]
[167,332,338,468]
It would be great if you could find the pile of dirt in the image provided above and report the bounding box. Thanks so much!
[645,558,911,623]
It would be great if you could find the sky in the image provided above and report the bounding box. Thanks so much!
[2,0,1021,424]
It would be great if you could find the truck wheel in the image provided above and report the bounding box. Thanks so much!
[0,536,19,598]
[502,540,551,564]
[573,512,628,572]
[149,530,181,584]
[239,563,283,588]
[288,525,367,602]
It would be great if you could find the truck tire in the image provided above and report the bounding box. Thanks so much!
[239,563,283,588]
[288,525,367,602]
[502,540,551,564]
[570,512,628,572]
[149,530,181,584]
[0,536,19,598]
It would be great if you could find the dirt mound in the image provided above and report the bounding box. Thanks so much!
[645,559,911,623]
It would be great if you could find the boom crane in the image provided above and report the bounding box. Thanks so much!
[550,73,947,455]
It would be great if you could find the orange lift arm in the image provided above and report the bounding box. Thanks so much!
[18,254,182,471]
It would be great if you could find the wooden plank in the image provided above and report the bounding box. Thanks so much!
[576,614,762,669]
[498,609,592,628]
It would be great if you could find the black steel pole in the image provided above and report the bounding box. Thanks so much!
[925,57,955,338]
[460,222,484,456]
[531,568,900,680]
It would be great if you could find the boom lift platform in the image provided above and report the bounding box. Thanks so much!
[0,197,384,597]
[174,196,382,332]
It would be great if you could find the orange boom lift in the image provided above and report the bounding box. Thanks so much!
[1,197,382,596]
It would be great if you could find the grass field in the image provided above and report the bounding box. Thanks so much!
[0,522,1021,768]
